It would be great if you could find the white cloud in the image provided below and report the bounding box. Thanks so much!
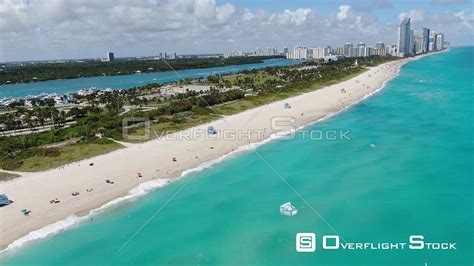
[0,1,472,61]
[269,8,312,26]
[337,5,351,20]
[399,10,425,23]
[454,10,473,30]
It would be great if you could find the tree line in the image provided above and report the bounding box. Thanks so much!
[1,56,283,84]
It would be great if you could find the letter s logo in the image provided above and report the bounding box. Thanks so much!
[296,233,316,252]
[409,235,424,249]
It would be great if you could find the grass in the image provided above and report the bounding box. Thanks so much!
[214,67,369,116]
[15,140,123,172]
[221,72,278,86]
[0,171,19,182]
[127,114,218,142]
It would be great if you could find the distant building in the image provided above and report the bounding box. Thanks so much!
[293,46,307,59]
[348,47,358,57]
[310,47,326,59]
[254,47,277,56]
[166,52,176,59]
[344,43,353,56]
[107,52,115,61]
[334,46,344,55]
[435,33,444,51]
[430,31,438,52]
[389,44,398,56]
[373,47,387,56]
[415,35,424,54]
[325,45,332,55]
[283,47,289,54]
[357,42,366,48]
[398,18,411,57]
[375,42,385,50]
[409,29,416,55]
[422,27,430,53]
[224,51,245,58]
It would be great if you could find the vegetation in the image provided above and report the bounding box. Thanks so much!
[0,55,397,172]
[15,138,122,172]
[0,171,19,182]
[0,56,282,84]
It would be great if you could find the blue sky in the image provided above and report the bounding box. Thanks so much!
[0,0,472,61]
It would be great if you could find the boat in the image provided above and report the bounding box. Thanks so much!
[280,202,298,216]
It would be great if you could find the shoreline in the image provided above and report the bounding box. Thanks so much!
[0,52,443,254]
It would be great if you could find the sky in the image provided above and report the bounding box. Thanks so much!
[0,0,472,62]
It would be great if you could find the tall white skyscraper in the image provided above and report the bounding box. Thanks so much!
[435,33,444,51]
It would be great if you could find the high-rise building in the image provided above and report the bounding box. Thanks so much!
[366,47,374,57]
[348,47,358,57]
[107,52,115,61]
[335,47,344,55]
[357,42,366,48]
[390,44,398,56]
[374,48,387,56]
[293,46,307,59]
[435,33,444,51]
[266,47,277,56]
[398,18,411,57]
[283,47,289,54]
[430,32,437,52]
[422,27,430,53]
[325,45,332,56]
[343,43,353,56]
[415,36,424,54]
[166,52,176,59]
[376,42,385,49]
[310,47,326,59]
[409,29,415,55]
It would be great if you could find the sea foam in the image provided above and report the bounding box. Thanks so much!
[1,178,170,254]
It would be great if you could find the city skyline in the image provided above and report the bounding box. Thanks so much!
[0,0,472,62]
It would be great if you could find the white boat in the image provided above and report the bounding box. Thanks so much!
[280,202,298,216]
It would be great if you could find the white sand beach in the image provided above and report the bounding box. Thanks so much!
[0,57,421,250]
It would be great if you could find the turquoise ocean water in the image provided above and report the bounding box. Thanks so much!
[1,47,473,265]
[0,59,301,99]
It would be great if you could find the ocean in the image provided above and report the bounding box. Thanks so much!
[1,47,472,265]
[0,59,301,99]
